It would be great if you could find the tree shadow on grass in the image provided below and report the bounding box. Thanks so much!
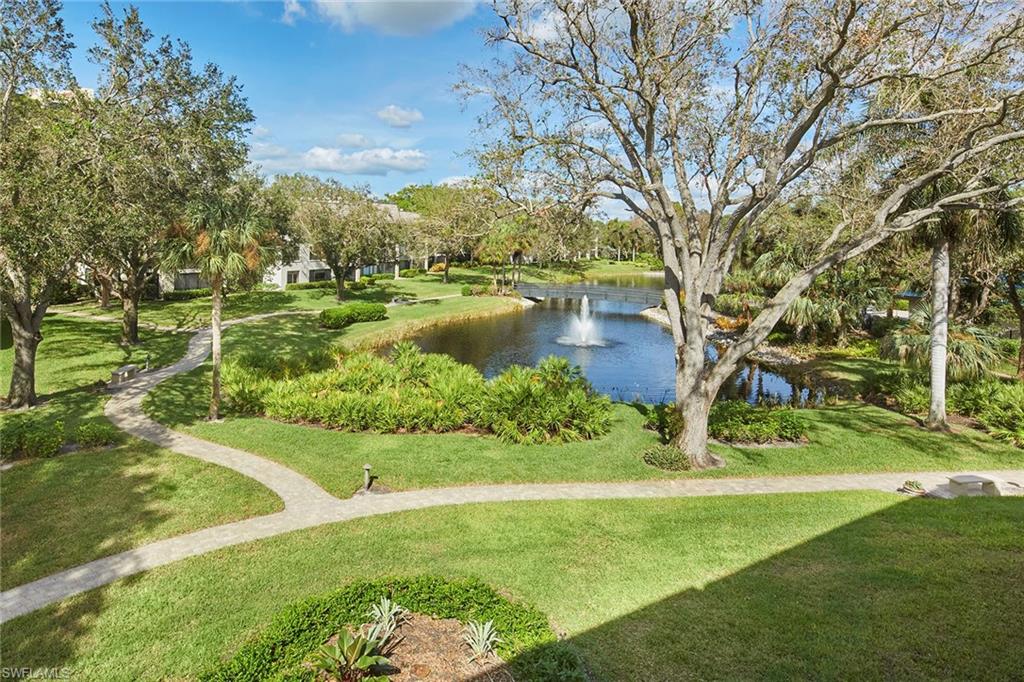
[0,445,176,670]
[491,495,1024,681]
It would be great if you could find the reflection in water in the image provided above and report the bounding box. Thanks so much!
[410,275,824,404]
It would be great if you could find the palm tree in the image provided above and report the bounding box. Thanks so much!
[880,309,1002,383]
[165,177,275,419]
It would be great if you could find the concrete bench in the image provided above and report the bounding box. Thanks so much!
[948,474,1000,497]
[110,364,139,385]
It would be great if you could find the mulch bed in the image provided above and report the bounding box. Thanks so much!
[321,613,514,682]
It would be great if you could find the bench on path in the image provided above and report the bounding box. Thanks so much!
[947,474,1003,497]
[110,364,139,386]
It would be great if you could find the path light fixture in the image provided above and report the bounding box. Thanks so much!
[363,463,372,492]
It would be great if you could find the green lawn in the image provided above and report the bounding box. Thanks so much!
[0,316,281,589]
[1,441,279,589]
[49,260,655,330]
[3,492,1021,680]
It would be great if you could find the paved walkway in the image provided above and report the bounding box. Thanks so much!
[3,312,1022,623]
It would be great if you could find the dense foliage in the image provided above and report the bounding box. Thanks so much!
[646,401,807,445]
[880,371,1024,448]
[319,303,389,329]
[200,576,586,681]
[222,342,611,444]
[0,415,64,460]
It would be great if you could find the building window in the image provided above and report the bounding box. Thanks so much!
[286,270,299,284]
[309,269,332,282]
[174,272,208,290]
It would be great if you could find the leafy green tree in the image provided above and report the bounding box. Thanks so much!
[165,176,277,419]
[276,174,394,300]
[0,0,88,407]
[84,4,252,344]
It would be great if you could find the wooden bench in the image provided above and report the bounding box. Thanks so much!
[947,474,1000,497]
[110,364,139,386]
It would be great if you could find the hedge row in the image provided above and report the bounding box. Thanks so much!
[285,280,335,291]
[0,417,121,461]
[318,302,388,329]
[200,576,586,681]
[163,287,211,301]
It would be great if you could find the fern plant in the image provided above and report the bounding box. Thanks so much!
[463,619,502,662]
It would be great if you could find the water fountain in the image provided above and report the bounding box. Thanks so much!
[557,295,607,347]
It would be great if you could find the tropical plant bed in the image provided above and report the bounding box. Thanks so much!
[202,577,584,681]
[332,612,514,681]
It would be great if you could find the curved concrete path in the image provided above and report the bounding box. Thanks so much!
[2,312,1022,623]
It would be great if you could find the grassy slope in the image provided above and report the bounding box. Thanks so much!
[0,316,281,589]
[3,492,1021,680]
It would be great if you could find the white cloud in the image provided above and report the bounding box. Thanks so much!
[281,0,305,25]
[376,104,423,128]
[336,132,374,148]
[250,142,291,159]
[251,125,272,138]
[304,0,476,36]
[302,146,429,175]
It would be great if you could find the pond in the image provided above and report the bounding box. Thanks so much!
[410,273,825,405]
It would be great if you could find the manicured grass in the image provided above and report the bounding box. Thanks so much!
[3,492,1021,680]
[49,260,653,330]
[146,375,1023,496]
[0,315,281,589]
[1,441,280,589]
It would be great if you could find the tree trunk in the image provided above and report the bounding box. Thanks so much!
[947,256,961,320]
[928,236,950,430]
[209,275,223,421]
[97,273,113,309]
[443,253,450,284]
[1006,272,1024,379]
[671,362,725,470]
[333,269,346,301]
[5,318,41,407]
[121,289,141,345]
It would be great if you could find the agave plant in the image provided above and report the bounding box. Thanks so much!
[463,619,502,662]
[880,309,1002,381]
[309,629,389,682]
[364,596,408,648]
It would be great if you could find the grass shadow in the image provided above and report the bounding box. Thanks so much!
[493,495,1024,680]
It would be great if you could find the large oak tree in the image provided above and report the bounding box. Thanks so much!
[465,0,1024,468]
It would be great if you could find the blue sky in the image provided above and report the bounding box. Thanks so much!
[59,1,499,198]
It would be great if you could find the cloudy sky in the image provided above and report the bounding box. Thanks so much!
[59,1,503,199]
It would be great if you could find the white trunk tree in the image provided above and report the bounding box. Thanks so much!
[928,235,950,428]
[465,0,1024,468]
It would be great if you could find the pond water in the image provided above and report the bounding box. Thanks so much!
[410,273,825,405]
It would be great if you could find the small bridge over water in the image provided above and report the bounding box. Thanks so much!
[515,283,664,307]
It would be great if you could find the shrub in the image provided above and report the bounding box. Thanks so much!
[461,284,474,296]
[646,401,805,444]
[228,344,609,443]
[1,416,65,460]
[870,316,904,339]
[362,276,377,286]
[429,261,447,273]
[74,422,120,449]
[642,444,692,471]
[319,302,388,329]
[399,268,424,278]
[200,576,584,682]
[708,401,806,443]
[163,287,211,301]
[478,356,612,444]
[24,420,65,458]
[893,299,910,311]
[347,280,367,291]
[285,280,336,291]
